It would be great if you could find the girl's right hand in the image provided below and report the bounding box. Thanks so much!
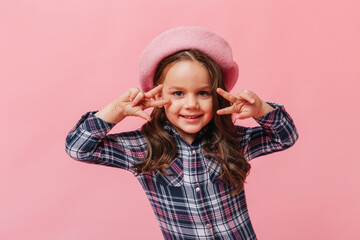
[120,84,170,121]
[95,85,170,124]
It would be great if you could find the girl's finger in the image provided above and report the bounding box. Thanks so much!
[129,88,140,101]
[216,88,237,103]
[131,91,145,107]
[237,89,256,104]
[217,106,236,115]
[145,84,163,99]
[235,111,252,120]
[146,99,171,108]
[135,110,151,122]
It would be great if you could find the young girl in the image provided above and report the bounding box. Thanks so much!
[66,26,298,240]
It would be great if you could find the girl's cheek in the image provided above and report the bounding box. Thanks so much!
[164,98,179,108]
[168,98,180,104]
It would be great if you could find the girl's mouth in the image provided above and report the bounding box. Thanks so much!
[180,115,202,119]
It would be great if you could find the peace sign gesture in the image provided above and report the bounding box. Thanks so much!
[216,88,274,119]
[120,84,170,121]
[95,84,170,124]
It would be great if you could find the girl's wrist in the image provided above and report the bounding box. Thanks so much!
[95,101,126,124]
[253,101,274,119]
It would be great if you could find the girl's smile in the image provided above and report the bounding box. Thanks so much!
[158,60,214,144]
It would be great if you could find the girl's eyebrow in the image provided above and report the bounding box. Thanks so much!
[168,86,211,90]
[167,86,183,90]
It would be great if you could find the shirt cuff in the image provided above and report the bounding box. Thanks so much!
[253,102,294,127]
[78,111,116,138]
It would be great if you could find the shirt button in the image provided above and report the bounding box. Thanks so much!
[195,187,200,192]
[206,224,211,229]
[191,150,196,154]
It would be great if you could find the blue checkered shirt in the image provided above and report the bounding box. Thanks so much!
[65,102,298,240]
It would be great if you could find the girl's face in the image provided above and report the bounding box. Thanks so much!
[159,60,214,144]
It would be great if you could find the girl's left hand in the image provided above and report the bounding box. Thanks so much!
[216,88,273,119]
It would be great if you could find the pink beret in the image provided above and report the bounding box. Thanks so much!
[138,26,238,92]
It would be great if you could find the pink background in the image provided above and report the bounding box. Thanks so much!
[1,0,359,239]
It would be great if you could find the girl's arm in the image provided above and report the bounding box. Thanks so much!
[237,102,298,160]
[217,88,298,160]
[65,85,170,171]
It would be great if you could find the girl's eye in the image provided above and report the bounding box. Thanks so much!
[173,91,183,97]
[198,91,210,96]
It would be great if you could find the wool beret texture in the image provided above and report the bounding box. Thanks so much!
[138,26,238,92]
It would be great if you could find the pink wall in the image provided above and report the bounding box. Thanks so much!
[1,0,359,239]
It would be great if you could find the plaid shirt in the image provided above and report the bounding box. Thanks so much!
[65,102,298,240]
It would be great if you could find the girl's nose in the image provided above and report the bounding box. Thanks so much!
[184,95,199,109]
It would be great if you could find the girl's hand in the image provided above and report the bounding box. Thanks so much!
[95,85,170,124]
[216,88,274,119]
[120,84,170,121]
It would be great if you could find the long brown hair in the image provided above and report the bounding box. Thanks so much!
[132,49,251,195]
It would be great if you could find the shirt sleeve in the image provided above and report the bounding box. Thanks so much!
[237,102,299,161]
[65,111,147,174]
